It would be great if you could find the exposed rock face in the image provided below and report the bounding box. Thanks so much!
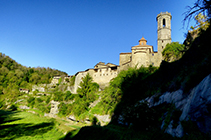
[32,85,45,92]
[148,74,211,137]
[117,74,211,137]
[94,114,111,126]
[49,100,60,118]
[19,105,30,109]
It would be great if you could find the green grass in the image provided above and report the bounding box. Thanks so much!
[0,110,83,140]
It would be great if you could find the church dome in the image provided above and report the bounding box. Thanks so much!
[139,37,147,45]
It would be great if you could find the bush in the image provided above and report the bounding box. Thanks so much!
[27,96,35,107]
[9,104,18,111]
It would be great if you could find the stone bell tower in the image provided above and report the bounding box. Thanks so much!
[156,12,172,57]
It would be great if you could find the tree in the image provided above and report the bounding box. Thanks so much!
[162,42,186,62]
[184,0,211,26]
[77,73,99,101]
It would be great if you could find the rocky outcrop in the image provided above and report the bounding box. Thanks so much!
[48,100,60,118]
[147,74,211,137]
[94,114,111,126]
[117,74,211,137]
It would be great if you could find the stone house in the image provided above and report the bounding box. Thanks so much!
[72,62,119,93]
[19,88,29,94]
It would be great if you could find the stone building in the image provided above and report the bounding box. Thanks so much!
[72,12,172,93]
[72,62,119,93]
[119,12,172,71]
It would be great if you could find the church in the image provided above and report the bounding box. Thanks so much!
[71,12,172,92]
[119,11,172,71]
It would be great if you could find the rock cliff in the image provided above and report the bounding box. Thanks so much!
[117,73,211,137]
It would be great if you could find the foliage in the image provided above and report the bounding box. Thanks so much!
[61,74,99,119]
[91,116,100,126]
[0,52,67,101]
[98,66,158,115]
[77,73,99,101]
[8,104,18,111]
[184,0,211,25]
[194,12,210,30]
[162,42,186,62]
[27,96,35,107]
[70,75,76,86]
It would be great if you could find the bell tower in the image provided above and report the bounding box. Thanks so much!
[156,12,172,55]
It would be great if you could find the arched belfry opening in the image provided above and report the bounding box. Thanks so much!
[156,12,172,56]
[163,18,166,27]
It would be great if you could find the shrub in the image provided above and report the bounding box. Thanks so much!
[27,96,35,107]
[9,104,18,111]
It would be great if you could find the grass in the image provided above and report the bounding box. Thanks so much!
[0,110,84,140]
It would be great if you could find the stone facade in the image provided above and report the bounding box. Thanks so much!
[73,62,119,93]
[72,12,172,93]
[119,12,172,71]
[51,76,61,84]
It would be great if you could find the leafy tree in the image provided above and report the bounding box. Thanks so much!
[77,73,99,101]
[70,75,76,86]
[184,0,211,25]
[195,13,210,30]
[162,42,186,62]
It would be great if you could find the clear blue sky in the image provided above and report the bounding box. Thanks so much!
[0,0,196,75]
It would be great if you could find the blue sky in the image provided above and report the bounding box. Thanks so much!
[0,0,196,75]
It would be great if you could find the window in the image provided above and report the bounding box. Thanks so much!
[152,53,154,56]
[163,19,166,27]
[152,63,154,66]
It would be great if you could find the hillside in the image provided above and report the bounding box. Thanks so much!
[1,1,211,139]
[66,12,211,140]
[0,53,67,101]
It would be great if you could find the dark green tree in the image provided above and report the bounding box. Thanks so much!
[162,42,186,62]
[77,73,99,101]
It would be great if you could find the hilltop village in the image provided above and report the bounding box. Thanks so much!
[51,12,172,93]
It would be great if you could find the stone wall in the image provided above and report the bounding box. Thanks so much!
[73,65,119,94]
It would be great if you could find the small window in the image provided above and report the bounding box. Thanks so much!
[162,40,163,43]
[163,19,166,27]
[152,63,154,66]
[162,46,164,49]
[152,53,154,56]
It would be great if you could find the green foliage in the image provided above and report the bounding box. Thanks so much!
[91,116,100,126]
[58,77,62,84]
[70,75,76,86]
[8,104,18,111]
[53,91,64,101]
[194,13,210,31]
[64,91,74,101]
[162,42,186,62]
[36,98,43,103]
[99,66,158,115]
[60,74,100,118]
[77,73,99,101]
[0,52,68,101]
[27,96,35,107]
